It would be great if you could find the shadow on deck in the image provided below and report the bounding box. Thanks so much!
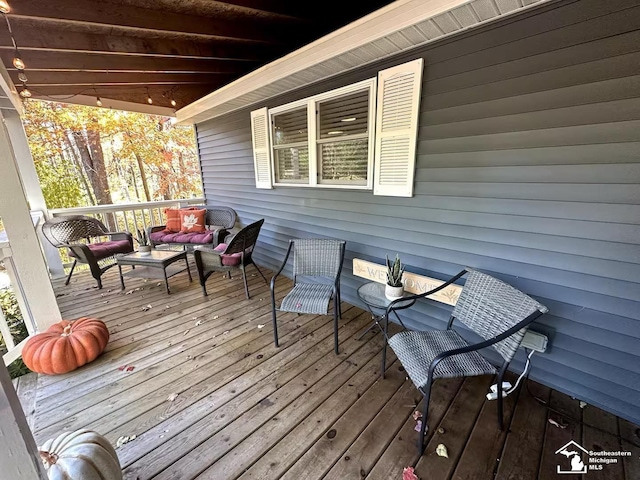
[13,261,640,479]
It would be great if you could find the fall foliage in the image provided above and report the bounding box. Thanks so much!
[22,100,203,210]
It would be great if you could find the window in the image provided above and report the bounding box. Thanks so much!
[268,79,376,189]
[317,90,370,186]
[272,107,309,183]
[251,58,423,197]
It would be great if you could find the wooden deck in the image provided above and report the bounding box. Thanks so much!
[14,262,639,480]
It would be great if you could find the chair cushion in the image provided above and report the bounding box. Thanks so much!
[388,330,496,388]
[150,230,213,244]
[213,243,242,266]
[280,283,335,315]
[164,208,182,233]
[180,209,206,233]
[69,240,132,261]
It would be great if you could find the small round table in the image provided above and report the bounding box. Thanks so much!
[357,282,416,377]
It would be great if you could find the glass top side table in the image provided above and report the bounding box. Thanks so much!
[357,282,415,311]
[357,282,416,378]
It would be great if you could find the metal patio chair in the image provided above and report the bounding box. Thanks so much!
[42,215,134,289]
[270,239,346,354]
[193,218,268,299]
[385,267,548,454]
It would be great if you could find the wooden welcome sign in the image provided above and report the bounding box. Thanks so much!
[352,258,463,306]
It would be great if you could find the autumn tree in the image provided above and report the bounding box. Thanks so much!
[22,100,202,210]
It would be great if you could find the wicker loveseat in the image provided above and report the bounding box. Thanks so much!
[148,206,237,250]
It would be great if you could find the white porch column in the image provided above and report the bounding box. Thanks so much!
[0,362,48,479]
[3,109,65,278]
[0,111,61,331]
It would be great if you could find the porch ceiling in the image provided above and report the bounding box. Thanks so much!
[0,0,393,110]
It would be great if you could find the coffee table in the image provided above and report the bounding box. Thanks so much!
[117,250,192,294]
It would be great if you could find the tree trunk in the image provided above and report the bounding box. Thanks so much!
[129,165,140,202]
[85,129,113,206]
[72,130,106,206]
[64,134,96,205]
[133,151,151,202]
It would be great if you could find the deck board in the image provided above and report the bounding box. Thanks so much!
[495,380,551,480]
[13,265,637,480]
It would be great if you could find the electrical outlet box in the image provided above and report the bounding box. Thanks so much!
[521,330,548,353]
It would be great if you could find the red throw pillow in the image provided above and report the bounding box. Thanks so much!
[164,208,181,233]
[180,208,206,233]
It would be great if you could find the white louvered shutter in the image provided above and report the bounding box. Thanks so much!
[251,107,273,189]
[373,59,423,197]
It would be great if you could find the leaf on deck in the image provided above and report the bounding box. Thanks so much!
[402,466,419,480]
[115,434,137,448]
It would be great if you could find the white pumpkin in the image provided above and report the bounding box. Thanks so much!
[38,429,123,480]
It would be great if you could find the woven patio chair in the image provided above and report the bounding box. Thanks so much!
[193,218,268,299]
[385,267,548,454]
[270,239,346,354]
[42,215,134,289]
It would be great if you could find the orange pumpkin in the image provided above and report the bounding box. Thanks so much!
[23,317,109,375]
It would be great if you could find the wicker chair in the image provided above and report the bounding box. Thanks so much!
[193,219,268,299]
[270,239,346,354]
[42,215,134,289]
[385,268,548,454]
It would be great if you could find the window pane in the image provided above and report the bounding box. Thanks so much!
[318,90,369,139]
[272,108,308,145]
[275,147,309,183]
[319,139,368,185]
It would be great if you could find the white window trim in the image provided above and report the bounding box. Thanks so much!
[268,78,376,190]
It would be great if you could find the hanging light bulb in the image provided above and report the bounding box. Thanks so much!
[13,55,25,70]
[0,0,10,14]
[170,98,177,107]
[96,96,103,107]
[147,95,153,105]
[17,72,27,83]
[20,85,31,98]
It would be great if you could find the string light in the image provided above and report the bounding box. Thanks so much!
[2,8,33,100]
[92,86,102,107]
[12,55,24,70]
[170,99,177,107]
[146,88,153,104]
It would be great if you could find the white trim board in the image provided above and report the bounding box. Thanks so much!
[177,0,551,125]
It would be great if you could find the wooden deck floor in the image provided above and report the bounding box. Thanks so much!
[14,262,640,480]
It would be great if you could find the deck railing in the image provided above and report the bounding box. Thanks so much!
[49,198,206,234]
[1,241,36,366]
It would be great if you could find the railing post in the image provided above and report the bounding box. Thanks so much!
[0,306,15,351]
[2,109,65,278]
[0,112,61,332]
[0,361,48,479]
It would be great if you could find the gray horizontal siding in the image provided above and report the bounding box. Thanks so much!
[196,0,640,424]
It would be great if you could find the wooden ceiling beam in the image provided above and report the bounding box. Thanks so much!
[9,0,308,44]
[9,71,235,87]
[210,0,314,18]
[0,50,255,74]
[0,22,280,61]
